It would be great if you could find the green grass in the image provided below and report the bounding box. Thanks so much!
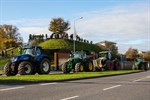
[39,39,102,52]
[0,70,4,73]
[0,70,141,83]
[0,58,10,67]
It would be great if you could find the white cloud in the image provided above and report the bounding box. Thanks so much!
[18,27,51,42]
[74,3,150,53]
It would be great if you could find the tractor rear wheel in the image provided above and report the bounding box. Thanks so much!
[38,58,51,74]
[18,61,33,75]
[62,62,70,73]
[4,62,17,76]
[140,63,145,70]
[86,62,93,71]
[75,63,84,72]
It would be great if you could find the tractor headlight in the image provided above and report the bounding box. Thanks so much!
[11,57,18,62]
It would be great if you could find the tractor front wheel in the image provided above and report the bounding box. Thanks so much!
[18,61,33,75]
[4,62,17,76]
[62,62,70,73]
[75,63,84,72]
[38,58,51,74]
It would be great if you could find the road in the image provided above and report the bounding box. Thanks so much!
[0,71,150,100]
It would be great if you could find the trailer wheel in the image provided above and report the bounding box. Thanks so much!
[62,62,70,73]
[75,63,84,72]
[18,61,33,75]
[4,62,17,76]
[38,58,51,74]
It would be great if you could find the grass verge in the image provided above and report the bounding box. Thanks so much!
[0,70,141,83]
[0,70,4,73]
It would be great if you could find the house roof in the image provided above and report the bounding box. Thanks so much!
[97,40,116,44]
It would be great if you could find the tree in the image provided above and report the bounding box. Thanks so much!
[0,25,22,49]
[143,51,150,62]
[0,27,7,50]
[0,25,20,40]
[49,17,70,38]
[125,48,138,60]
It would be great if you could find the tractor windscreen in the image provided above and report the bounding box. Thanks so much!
[24,48,36,56]
[73,52,86,59]
[99,53,107,58]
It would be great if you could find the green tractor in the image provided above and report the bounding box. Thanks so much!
[93,51,121,71]
[62,51,94,73]
[133,58,149,70]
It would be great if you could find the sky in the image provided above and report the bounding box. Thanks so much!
[0,0,150,53]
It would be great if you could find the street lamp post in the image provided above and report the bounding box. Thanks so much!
[73,17,83,53]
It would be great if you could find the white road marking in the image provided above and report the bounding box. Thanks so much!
[103,85,121,91]
[146,76,150,78]
[0,86,24,91]
[61,96,79,100]
[132,76,150,82]
[40,82,58,86]
[133,78,144,82]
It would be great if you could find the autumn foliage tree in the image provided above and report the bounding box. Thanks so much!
[125,48,138,60]
[0,25,22,50]
[143,51,150,62]
[49,17,70,38]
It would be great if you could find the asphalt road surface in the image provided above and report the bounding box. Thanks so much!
[0,71,150,100]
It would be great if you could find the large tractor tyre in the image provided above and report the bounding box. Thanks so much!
[106,61,113,70]
[62,62,70,73]
[75,63,84,72]
[18,61,34,75]
[4,62,17,76]
[144,63,149,71]
[86,62,93,72]
[140,63,145,71]
[38,58,51,74]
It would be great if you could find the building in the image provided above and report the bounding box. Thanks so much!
[96,40,118,53]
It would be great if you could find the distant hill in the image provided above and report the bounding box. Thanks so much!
[39,39,102,52]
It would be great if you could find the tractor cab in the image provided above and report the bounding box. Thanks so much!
[99,51,112,60]
[23,46,42,56]
[73,51,86,59]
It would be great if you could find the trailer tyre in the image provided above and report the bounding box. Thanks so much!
[75,63,84,72]
[18,61,33,75]
[38,58,51,74]
[4,62,17,76]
